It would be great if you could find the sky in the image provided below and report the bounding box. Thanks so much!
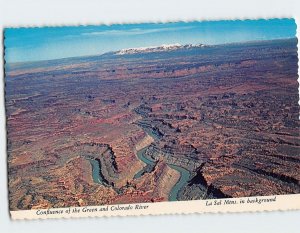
[4,19,297,63]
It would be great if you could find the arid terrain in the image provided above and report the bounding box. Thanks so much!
[5,38,300,210]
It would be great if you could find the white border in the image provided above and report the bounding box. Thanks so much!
[5,18,300,220]
[10,194,300,220]
[1,0,300,233]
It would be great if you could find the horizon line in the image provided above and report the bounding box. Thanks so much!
[5,37,297,66]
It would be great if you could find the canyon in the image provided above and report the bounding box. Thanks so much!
[5,38,300,210]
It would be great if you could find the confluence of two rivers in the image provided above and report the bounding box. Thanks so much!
[89,130,191,201]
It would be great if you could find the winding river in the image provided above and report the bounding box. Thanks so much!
[168,164,191,201]
[88,126,192,201]
[88,159,107,186]
[133,147,156,179]
[133,130,191,201]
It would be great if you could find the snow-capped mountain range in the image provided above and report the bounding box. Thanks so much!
[114,43,207,55]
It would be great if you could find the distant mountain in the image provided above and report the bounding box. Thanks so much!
[113,43,208,55]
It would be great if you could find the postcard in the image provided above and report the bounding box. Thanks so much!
[4,18,300,219]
